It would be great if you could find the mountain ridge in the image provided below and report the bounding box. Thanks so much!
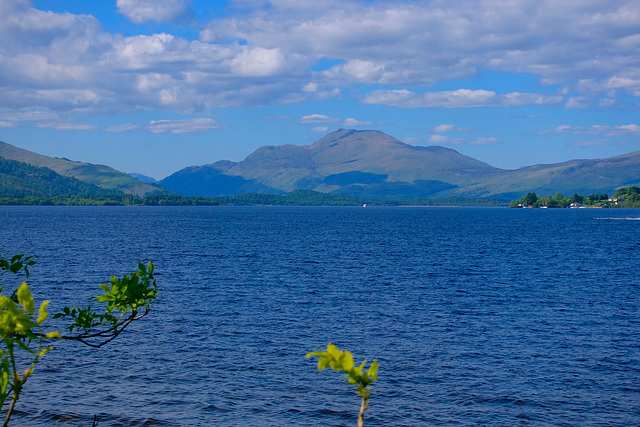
[160,129,640,201]
[0,141,171,196]
[1,130,638,202]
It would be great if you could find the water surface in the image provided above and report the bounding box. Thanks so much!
[0,206,638,426]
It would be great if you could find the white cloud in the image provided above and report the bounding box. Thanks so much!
[107,122,141,133]
[363,89,564,108]
[311,126,329,133]
[0,0,639,119]
[432,124,473,133]
[428,135,501,146]
[1,110,58,122]
[343,118,373,127]
[298,114,338,124]
[565,97,593,110]
[116,0,194,25]
[302,82,319,92]
[553,124,640,137]
[146,118,221,134]
[230,47,287,77]
[201,0,640,93]
[0,121,16,128]
[35,121,98,131]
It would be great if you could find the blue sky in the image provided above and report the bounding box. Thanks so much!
[0,0,639,179]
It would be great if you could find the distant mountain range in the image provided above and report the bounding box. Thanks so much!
[160,129,640,201]
[2,129,639,202]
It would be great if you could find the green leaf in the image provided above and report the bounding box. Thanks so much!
[318,357,331,370]
[305,351,327,358]
[37,346,54,358]
[99,283,110,293]
[17,282,34,315]
[38,300,49,324]
[366,359,379,380]
[9,261,22,274]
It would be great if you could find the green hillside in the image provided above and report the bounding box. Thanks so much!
[0,141,170,196]
[0,156,118,197]
[453,151,640,200]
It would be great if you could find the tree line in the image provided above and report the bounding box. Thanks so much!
[0,190,506,207]
[509,186,640,208]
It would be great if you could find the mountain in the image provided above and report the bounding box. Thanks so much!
[0,156,117,198]
[0,141,170,196]
[160,129,640,201]
[454,151,640,200]
[161,129,503,200]
[3,131,638,202]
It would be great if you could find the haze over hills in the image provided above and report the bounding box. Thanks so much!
[160,129,640,201]
[0,141,170,196]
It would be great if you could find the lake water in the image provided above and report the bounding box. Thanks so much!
[0,206,638,426]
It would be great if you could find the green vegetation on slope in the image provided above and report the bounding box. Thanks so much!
[0,141,170,196]
[0,156,119,197]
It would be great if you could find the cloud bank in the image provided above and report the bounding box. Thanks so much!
[0,0,638,122]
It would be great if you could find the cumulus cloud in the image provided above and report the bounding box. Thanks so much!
[0,0,639,121]
[202,0,640,91]
[230,47,288,77]
[116,0,194,25]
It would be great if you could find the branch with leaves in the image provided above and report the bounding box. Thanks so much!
[53,262,158,348]
[0,254,59,427]
[306,343,379,427]
[0,253,158,426]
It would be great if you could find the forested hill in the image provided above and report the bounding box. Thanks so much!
[0,140,170,196]
[0,156,118,197]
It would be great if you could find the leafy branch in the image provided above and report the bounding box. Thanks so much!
[0,254,158,425]
[53,262,158,348]
[0,254,60,427]
[306,343,379,427]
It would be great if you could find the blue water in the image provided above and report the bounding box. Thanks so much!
[0,206,638,426]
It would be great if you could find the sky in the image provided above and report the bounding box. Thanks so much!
[0,0,639,180]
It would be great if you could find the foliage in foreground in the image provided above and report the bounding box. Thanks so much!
[0,253,158,425]
[307,343,379,427]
